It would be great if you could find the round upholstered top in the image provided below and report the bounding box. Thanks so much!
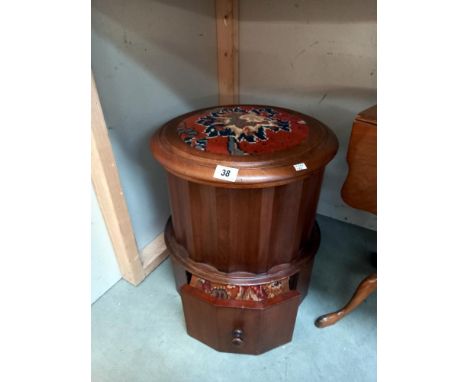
[151,105,338,188]
[177,106,309,156]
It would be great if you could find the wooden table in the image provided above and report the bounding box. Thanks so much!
[152,105,338,354]
[315,105,377,328]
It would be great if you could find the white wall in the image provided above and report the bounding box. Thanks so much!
[92,0,219,249]
[239,0,377,230]
[91,187,121,303]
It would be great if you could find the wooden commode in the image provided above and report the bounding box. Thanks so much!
[151,105,338,354]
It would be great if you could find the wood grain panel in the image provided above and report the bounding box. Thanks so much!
[228,188,262,271]
[167,172,324,274]
[341,107,377,214]
[140,234,168,276]
[181,285,300,354]
[256,187,275,271]
[298,169,325,246]
[215,0,239,105]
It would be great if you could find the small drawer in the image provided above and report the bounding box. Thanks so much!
[180,284,301,355]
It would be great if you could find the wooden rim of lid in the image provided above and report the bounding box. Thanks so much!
[151,105,338,188]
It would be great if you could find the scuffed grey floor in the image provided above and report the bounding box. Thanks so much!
[92,215,377,382]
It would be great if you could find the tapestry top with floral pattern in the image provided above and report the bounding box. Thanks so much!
[177,106,309,156]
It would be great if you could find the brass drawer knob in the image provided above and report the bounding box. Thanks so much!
[232,329,244,345]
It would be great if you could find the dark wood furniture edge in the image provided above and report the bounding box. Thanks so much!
[165,216,320,286]
[355,105,377,125]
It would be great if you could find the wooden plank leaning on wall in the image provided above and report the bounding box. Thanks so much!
[91,75,167,286]
[216,0,239,105]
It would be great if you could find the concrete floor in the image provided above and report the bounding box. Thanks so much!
[92,215,377,382]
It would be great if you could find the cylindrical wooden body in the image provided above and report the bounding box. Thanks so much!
[167,170,324,274]
[151,105,338,354]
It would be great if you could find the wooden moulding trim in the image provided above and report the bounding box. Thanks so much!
[181,284,300,310]
[151,105,339,189]
[140,233,169,276]
[165,218,320,286]
[216,0,239,105]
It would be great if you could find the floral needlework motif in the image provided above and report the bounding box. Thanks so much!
[189,276,290,301]
[177,106,309,155]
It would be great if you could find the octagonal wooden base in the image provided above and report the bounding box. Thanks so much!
[165,218,320,355]
[181,285,301,355]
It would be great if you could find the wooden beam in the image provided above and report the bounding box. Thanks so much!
[91,75,145,285]
[140,233,169,276]
[215,0,239,105]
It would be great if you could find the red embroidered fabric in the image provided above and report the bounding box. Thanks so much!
[189,275,290,301]
[177,106,309,156]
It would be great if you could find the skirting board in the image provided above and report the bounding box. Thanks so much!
[141,233,169,276]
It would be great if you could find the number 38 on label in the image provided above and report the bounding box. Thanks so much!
[213,165,239,182]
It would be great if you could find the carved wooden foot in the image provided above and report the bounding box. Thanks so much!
[315,272,377,328]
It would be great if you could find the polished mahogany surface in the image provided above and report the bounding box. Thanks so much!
[151,105,338,188]
[181,284,301,354]
[315,105,377,329]
[341,105,377,214]
[166,170,324,273]
[151,105,338,354]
